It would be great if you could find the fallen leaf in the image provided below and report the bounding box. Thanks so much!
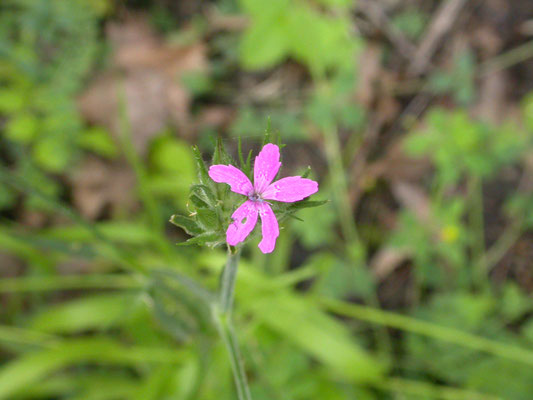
[371,247,410,280]
[78,13,207,155]
[70,156,137,220]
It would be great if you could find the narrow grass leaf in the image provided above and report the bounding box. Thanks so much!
[27,293,139,334]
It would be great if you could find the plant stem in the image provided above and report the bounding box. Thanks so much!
[479,39,533,77]
[321,296,533,367]
[322,125,360,245]
[468,176,487,288]
[477,221,522,276]
[322,124,392,358]
[214,311,252,400]
[219,248,240,314]
[214,248,252,400]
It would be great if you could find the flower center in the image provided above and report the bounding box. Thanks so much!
[248,192,263,202]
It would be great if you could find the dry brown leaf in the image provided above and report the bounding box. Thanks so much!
[78,13,207,154]
[474,70,508,124]
[356,42,382,108]
[370,247,410,280]
[70,157,137,220]
[196,106,236,130]
[0,252,24,278]
[391,181,431,224]
[364,139,430,184]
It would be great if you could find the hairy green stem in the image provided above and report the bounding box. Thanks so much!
[219,249,240,314]
[215,248,252,400]
[214,311,252,400]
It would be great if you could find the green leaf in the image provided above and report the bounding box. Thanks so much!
[178,231,223,247]
[196,208,220,231]
[263,118,273,145]
[5,113,38,143]
[501,284,532,321]
[152,296,193,341]
[239,0,289,16]
[288,199,328,211]
[32,136,71,172]
[212,137,233,165]
[27,293,139,334]
[522,92,533,132]
[180,71,212,96]
[237,136,252,177]
[21,372,137,400]
[0,186,16,210]
[240,18,290,70]
[190,184,216,208]
[314,0,352,6]
[189,193,209,209]
[133,366,174,400]
[78,127,118,158]
[0,338,185,400]
[169,214,204,236]
[0,89,25,114]
[245,149,253,173]
[318,260,376,299]
[151,269,215,304]
[301,166,312,179]
[151,276,212,337]
[152,137,195,174]
[249,293,384,383]
[191,146,211,186]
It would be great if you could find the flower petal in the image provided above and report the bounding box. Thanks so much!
[257,203,279,254]
[262,176,319,202]
[209,165,253,195]
[226,200,259,246]
[253,143,281,193]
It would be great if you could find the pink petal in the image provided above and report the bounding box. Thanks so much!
[257,203,279,254]
[226,200,259,246]
[209,165,253,196]
[262,176,319,202]
[253,143,281,193]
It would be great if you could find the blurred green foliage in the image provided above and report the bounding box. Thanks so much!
[2,1,533,400]
[0,0,107,210]
[238,0,359,76]
[406,109,529,186]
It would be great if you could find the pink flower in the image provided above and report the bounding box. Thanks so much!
[208,143,319,253]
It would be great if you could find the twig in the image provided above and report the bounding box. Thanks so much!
[479,39,533,77]
[357,0,418,59]
[408,0,469,76]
